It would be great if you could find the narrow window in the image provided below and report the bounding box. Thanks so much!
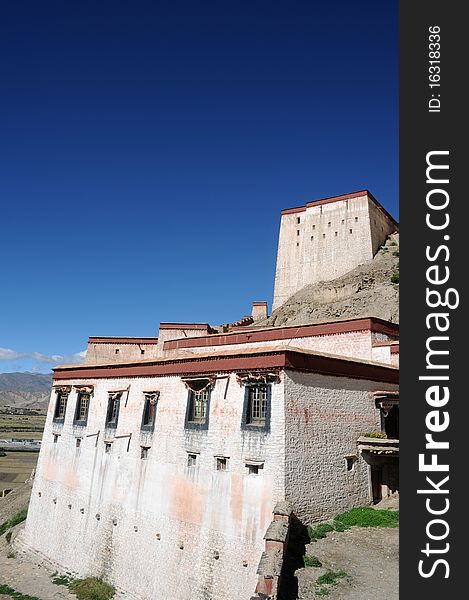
[335,231,338,237]
[328,222,331,227]
[188,389,209,423]
[341,219,345,224]
[349,229,353,234]
[74,391,91,424]
[216,457,228,471]
[53,434,59,443]
[297,230,300,236]
[141,392,159,430]
[187,453,197,467]
[296,242,299,247]
[322,233,326,239]
[346,456,357,472]
[296,217,300,224]
[184,379,212,429]
[140,446,150,459]
[105,393,121,428]
[312,224,316,230]
[54,391,69,421]
[246,385,269,427]
[355,216,359,222]
[115,348,120,355]
[104,442,112,454]
[311,235,314,241]
[76,438,82,448]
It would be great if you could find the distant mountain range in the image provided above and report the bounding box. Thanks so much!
[0,372,52,410]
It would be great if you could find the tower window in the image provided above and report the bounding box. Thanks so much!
[355,216,359,222]
[296,217,301,224]
[328,222,331,227]
[349,229,353,234]
[335,231,338,237]
[312,224,316,230]
[297,230,300,236]
[115,348,120,354]
[322,233,326,239]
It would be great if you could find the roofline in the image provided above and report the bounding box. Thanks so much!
[281,190,399,227]
[88,337,159,345]
[52,347,398,384]
[159,322,213,331]
[164,317,399,351]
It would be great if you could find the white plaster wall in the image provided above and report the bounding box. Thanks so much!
[368,199,398,255]
[283,370,398,523]
[273,195,374,309]
[20,373,286,600]
[166,331,375,362]
[371,346,392,365]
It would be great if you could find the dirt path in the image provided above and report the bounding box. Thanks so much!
[296,527,398,600]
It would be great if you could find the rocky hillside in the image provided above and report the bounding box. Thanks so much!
[0,372,52,410]
[263,233,399,327]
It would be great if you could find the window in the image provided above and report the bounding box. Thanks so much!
[346,456,357,472]
[184,378,213,429]
[349,229,353,234]
[54,390,69,421]
[341,219,345,224]
[105,442,112,454]
[328,222,331,227]
[74,391,91,424]
[246,463,264,475]
[140,349,145,355]
[296,217,301,224]
[53,434,59,443]
[335,231,338,237]
[141,392,159,430]
[105,393,121,428]
[244,385,270,429]
[216,457,228,471]
[187,453,197,467]
[355,216,359,222]
[322,233,326,239]
[76,438,82,448]
[115,348,120,355]
[297,229,300,236]
[311,235,314,241]
[140,446,150,459]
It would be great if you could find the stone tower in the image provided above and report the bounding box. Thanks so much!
[272,190,398,310]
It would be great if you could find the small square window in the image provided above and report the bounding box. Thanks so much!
[246,463,263,475]
[141,446,150,459]
[76,438,82,448]
[216,457,228,471]
[187,453,197,467]
[322,233,326,239]
[312,224,316,230]
[342,219,345,225]
[355,216,359,222]
[115,348,120,354]
[141,349,145,355]
[349,229,353,234]
[53,434,59,444]
[346,456,357,471]
[105,442,112,454]
[328,222,331,227]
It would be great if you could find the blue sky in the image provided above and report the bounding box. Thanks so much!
[0,1,398,374]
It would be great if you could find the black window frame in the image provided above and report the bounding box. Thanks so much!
[53,390,69,422]
[141,392,159,431]
[105,393,121,429]
[184,381,212,430]
[74,391,91,425]
[241,383,272,433]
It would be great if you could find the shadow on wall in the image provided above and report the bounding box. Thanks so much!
[278,514,310,600]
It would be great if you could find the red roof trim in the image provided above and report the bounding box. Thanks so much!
[88,337,159,345]
[164,318,399,351]
[52,349,398,384]
[281,190,398,227]
[391,345,400,355]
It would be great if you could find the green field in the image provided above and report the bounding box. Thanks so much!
[0,451,38,490]
[0,411,45,492]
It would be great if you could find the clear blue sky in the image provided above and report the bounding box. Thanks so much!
[0,0,398,373]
